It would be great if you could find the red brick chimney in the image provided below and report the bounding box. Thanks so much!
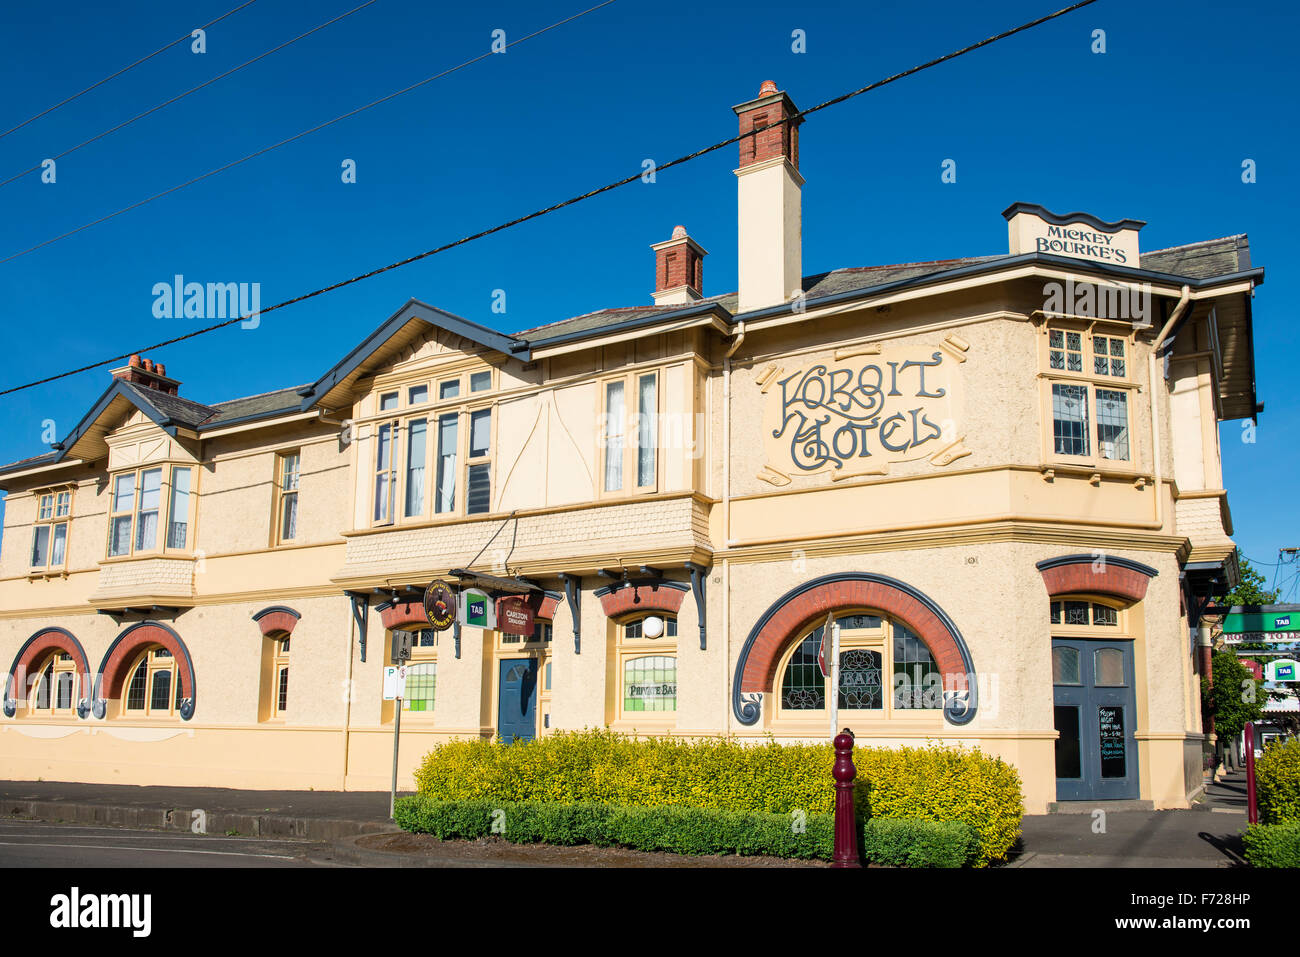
[111,354,180,396]
[733,80,805,313]
[651,225,707,305]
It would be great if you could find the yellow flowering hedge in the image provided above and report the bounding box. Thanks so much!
[413,730,1023,864]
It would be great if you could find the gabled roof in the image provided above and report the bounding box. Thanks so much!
[296,299,529,412]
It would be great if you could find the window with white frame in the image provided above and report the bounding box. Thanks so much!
[1044,325,1134,465]
[602,371,659,494]
[275,452,299,543]
[29,652,76,714]
[107,467,192,557]
[30,488,72,570]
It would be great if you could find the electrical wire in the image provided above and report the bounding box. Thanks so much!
[0,0,261,142]
[0,0,379,191]
[0,0,1097,397]
[0,0,620,267]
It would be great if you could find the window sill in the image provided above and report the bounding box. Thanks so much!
[26,568,69,580]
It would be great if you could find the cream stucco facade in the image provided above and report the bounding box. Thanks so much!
[0,85,1262,815]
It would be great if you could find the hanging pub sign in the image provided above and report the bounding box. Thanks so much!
[423,580,456,631]
[757,339,970,487]
[496,596,535,637]
[458,588,497,630]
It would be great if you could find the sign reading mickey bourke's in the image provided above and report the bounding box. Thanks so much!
[758,339,970,486]
[496,596,535,637]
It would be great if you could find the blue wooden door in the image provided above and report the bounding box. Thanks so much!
[498,659,538,743]
[1053,639,1139,800]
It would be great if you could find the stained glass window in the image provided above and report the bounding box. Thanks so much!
[1096,390,1130,461]
[893,626,940,709]
[1052,384,1089,456]
[781,630,825,710]
[838,649,883,710]
[623,656,676,712]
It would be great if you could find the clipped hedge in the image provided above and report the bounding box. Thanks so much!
[394,796,980,866]
[1255,737,1300,825]
[412,730,1023,865]
[1241,822,1300,868]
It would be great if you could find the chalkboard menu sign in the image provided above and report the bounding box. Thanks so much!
[1098,706,1126,778]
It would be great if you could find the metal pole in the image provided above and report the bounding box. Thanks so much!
[1245,721,1257,824]
[832,728,860,868]
[390,696,402,820]
[829,621,840,742]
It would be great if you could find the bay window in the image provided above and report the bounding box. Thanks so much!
[107,467,193,557]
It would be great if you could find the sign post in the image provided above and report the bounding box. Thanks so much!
[1245,721,1258,825]
[828,617,841,743]
[384,659,409,821]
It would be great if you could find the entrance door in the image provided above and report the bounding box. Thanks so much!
[1052,639,1139,800]
[497,659,538,743]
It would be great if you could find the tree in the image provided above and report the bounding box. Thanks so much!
[1224,552,1280,606]
[1207,651,1268,766]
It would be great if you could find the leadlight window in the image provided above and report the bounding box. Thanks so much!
[1096,390,1130,461]
[624,617,677,639]
[1049,330,1084,372]
[1050,601,1119,627]
[780,617,941,714]
[623,656,676,712]
[403,662,437,712]
[1093,336,1126,377]
[1094,648,1126,686]
[1052,384,1089,456]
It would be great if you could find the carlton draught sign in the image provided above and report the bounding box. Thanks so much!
[758,340,969,485]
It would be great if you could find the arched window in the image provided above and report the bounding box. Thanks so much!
[616,614,678,718]
[122,647,183,717]
[778,612,942,716]
[29,653,77,715]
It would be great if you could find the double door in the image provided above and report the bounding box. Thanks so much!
[1052,638,1139,801]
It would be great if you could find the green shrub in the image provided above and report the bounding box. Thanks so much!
[1255,738,1300,825]
[1242,821,1300,868]
[394,795,834,859]
[411,730,1023,864]
[395,795,982,865]
[862,817,980,868]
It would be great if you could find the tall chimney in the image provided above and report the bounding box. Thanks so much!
[651,225,707,305]
[733,80,804,313]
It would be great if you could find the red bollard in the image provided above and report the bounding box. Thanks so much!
[1245,721,1258,824]
[832,728,861,868]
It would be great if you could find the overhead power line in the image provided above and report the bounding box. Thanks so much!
[0,0,380,191]
[0,0,620,266]
[0,0,1098,398]
[0,0,261,142]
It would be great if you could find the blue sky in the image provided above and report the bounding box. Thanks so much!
[0,0,1295,592]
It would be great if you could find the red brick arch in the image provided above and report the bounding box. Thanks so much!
[596,582,687,619]
[252,606,301,638]
[1035,554,1158,603]
[95,622,196,720]
[732,573,977,726]
[4,628,92,718]
[378,600,430,631]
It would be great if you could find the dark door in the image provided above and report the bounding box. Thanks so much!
[497,659,538,743]
[1052,639,1139,800]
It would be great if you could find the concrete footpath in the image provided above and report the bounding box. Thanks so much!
[0,780,404,842]
[1,774,1257,867]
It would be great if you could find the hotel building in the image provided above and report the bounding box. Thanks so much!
[0,82,1262,812]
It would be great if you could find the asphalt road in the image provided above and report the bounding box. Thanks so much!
[0,819,346,868]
